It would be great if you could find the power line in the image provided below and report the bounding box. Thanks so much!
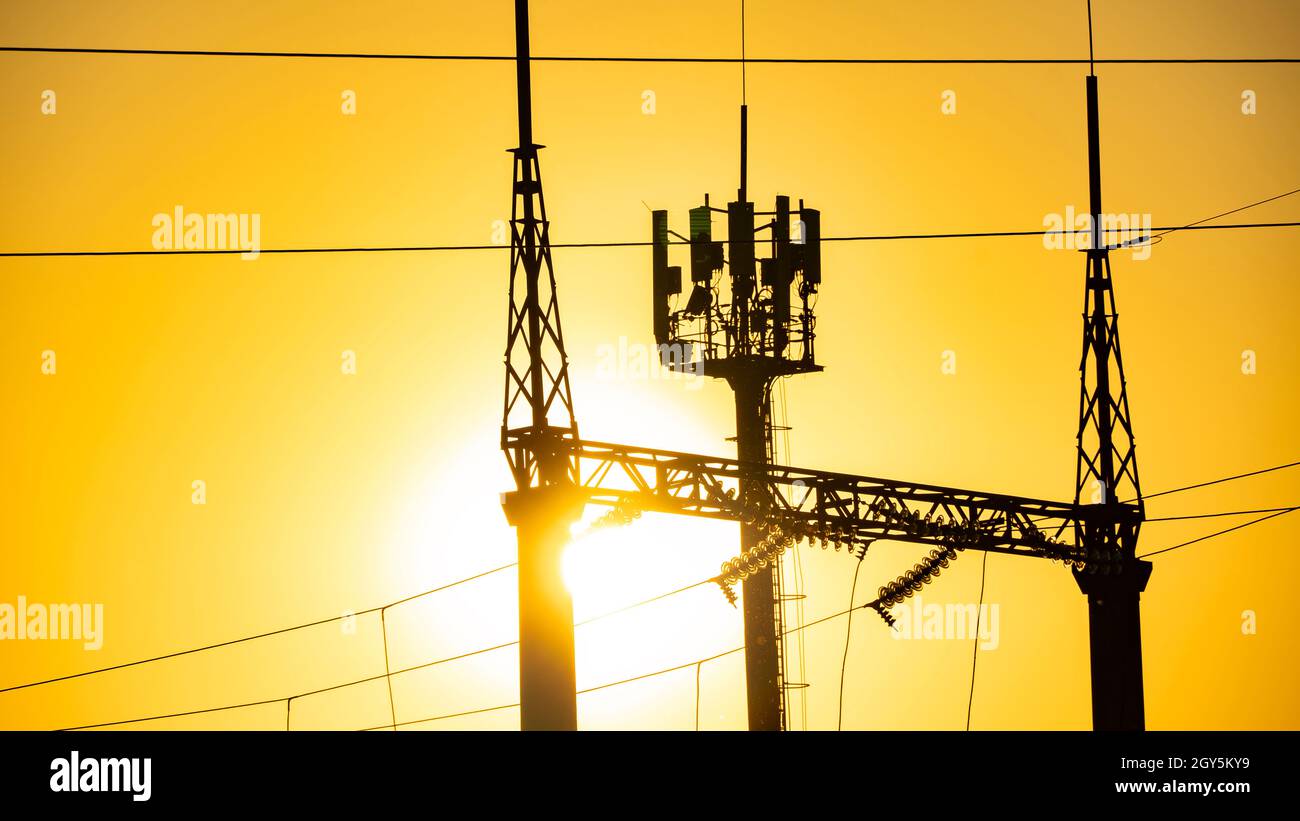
[1149,187,1300,241]
[9,465,1295,723]
[1024,459,1300,528]
[576,647,744,696]
[360,497,1297,731]
[0,562,520,695]
[574,579,714,626]
[576,602,874,697]
[612,489,1300,729]
[12,458,1296,707]
[827,221,1299,244]
[58,695,290,732]
[367,599,873,731]
[3,46,1298,64]
[1138,508,1298,559]
[7,7,1291,736]
[39,518,1053,729]
[39,564,711,711]
[58,639,521,731]
[357,650,737,731]
[50,571,722,730]
[1134,460,1300,503]
[284,642,518,708]
[3,221,1296,259]
[100,490,1287,733]
[359,703,520,731]
[1024,459,1300,530]
[1026,461,1300,529]
[1146,506,1297,522]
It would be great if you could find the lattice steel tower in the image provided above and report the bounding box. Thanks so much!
[499,0,583,731]
[1072,68,1150,731]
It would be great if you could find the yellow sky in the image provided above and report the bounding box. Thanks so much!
[1,0,1297,730]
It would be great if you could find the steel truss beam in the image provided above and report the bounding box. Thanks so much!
[505,432,1142,562]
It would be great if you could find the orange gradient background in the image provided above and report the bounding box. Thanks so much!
[1,0,1298,730]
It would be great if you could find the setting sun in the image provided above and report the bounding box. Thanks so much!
[2,0,1297,751]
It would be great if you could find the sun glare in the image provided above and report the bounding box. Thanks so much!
[563,510,741,655]
[563,514,702,617]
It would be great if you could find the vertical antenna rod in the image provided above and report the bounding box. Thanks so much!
[516,0,533,154]
[1087,0,1095,75]
[738,0,748,202]
[739,106,748,203]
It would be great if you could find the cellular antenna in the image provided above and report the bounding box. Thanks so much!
[649,1,825,726]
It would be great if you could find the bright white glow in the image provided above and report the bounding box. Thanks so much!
[563,510,733,620]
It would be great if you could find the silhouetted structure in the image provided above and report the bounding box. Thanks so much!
[1072,70,1150,731]
[499,0,582,731]
[500,0,1147,732]
[651,111,823,730]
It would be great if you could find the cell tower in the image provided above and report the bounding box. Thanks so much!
[650,102,824,730]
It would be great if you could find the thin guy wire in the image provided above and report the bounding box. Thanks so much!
[695,661,703,731]
[967,551,988,730]
[837,558,863,730]
[381,608,398,732]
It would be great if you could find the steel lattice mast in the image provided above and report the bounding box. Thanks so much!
[499,0,582,731]
[1072,69,1150,731]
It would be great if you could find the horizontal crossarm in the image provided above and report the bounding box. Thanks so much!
[501,433,1142,561]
